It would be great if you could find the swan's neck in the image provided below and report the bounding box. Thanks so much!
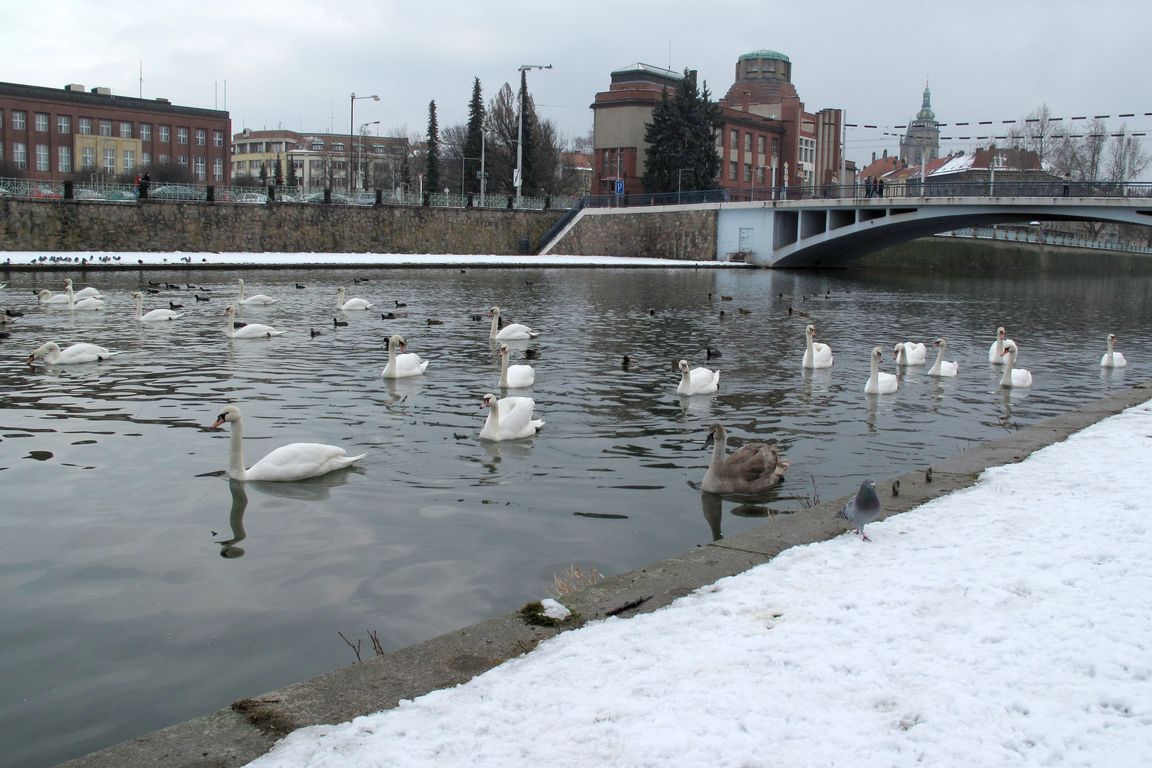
[994,338,1004,356]
[499,354,510,386]
[238,281,245,301]
[709,432,727,471]
[489,314,500,338]
[387,341,398,366]
[870,354,879,380]
[1000,352,1015,385]
[336,290,343,309]
[804,332,814,362]
[135,295,144,320]
[227,420,247,480]
[933,345,944,367]
[680,369,692,387]
[66,286,75,310]
[486,403,500,431]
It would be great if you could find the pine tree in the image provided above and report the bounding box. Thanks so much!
[273,154,284,186]
[286,154,298,187]
[425,100,441,193]
[464,78,486,195]
[518,70,538,195]
[642,69,721,194]
[258,162,268,185]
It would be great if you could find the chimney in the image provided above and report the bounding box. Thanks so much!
[64,83,85,92]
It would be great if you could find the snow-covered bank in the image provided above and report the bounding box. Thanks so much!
[242,400,1152,768]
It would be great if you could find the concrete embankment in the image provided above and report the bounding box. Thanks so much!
[58,381,1151,768]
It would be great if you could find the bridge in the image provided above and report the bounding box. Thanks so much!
[542,184,1152,267]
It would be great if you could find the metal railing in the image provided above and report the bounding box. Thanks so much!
[941,226,1152,255]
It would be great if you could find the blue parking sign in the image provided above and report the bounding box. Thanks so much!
[615,179,625,195]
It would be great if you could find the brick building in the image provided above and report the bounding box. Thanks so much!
[0,80,230,184]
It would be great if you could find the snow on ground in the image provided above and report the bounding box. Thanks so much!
[245,400,1152,768]
[2,251,734,269]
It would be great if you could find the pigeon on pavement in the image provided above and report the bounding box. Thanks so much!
[837,480,882,541]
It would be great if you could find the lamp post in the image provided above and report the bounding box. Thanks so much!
[515,64,552,208]
[677,168,692,204]
[349,92,379,194]
[480,118,487,207]
[359,120,379,194]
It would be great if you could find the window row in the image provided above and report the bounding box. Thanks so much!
[5,142,223,179]
[3,110,224,146]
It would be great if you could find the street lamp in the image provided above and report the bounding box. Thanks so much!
[349,92,379,194]
[515,64,552,207]
[359,121,380,194]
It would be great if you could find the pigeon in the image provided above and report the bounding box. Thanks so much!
[837,480,881,541]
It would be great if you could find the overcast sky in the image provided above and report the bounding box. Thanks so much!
[6,0,1149,168]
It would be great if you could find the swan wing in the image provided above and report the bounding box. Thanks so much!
[245,442,364,481]
[505,363,536,387]
[495,397,542,439]
[141,309,183,322]
[727,443,781,482]
[232,323,283,338]
[685,367,720,394]
[496,323,539,340]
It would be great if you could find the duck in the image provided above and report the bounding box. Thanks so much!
[488,306,540,340]
[700,423,788,495]
[224,305,283,339]
[926,338,959,377]
[999,341,1033,388]
[27,341,122,365]
[893,341,928,366]
[65,280,105,311]
[208,404,365,482]
[336,287,373,310]
[864,346,899,395]
[310,328,322,338]
[677,359,720,395]
[479,393,544,441]
[988,326,1014,364]
[498,343,535,388]
[381,334,429,379]
[237,278,278,305]
[801,324,834,368]
[333,317,349,327]
[132,291,184,322]
[1100,333,1127,368]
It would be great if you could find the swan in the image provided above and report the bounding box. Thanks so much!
[224,305,283,339]
[237,278,278,306]
[132,291,184,322]
[801,324,834,368]
[498,343,535,388]
[27,341,122,365]
[1100,333,1127,368]
[336,287,373,311]
[864,346,899,395]
[488,306,540,340]
[208,404,365,482]
[926,338,959,377]
[988,326,1014,364]
[479,393,544,441]
[68,280,102,300]
[700,423,789,494]
[893,341,927,366]
[381,334,429,378]
[999,341,1033,388]
[677,359,720,395]
[65,280,104,311]
[36,289,72,304]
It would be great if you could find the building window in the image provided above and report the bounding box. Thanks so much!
[213,157,223,181]
[158,153,169,165]
[99,120,112,137]
[757,136,765,156]
[194,156,206,179]
[312,142,324,151]
[79,117,92,135]
[159,125,170,143]
[13,142,27,169]
[729,129,738,150]
[82,146,95,170]
[35,113,49,132]
[13,111,27,130]
[123,149,135,173]
[213,130,224,148]
[142,151,150,167]
[140,123,151,141]
[103,147,116,173]
[178,154,188,166]
[58,115,71,134]
[120,121,132,139]
[58,146,72,173]
[743,163,752,182]
[177,128,189,145]
[743,133,751,152]
[195,129,206,146]
[728,160,737,181]
[36,144,49,171]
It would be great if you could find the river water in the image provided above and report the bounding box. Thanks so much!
[1,258,1149,767]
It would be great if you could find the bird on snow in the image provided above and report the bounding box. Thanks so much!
[837,480,882,542]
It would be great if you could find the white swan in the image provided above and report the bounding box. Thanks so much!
[677,359,720,395]
[999,341,1033,388]
[36,288,71,305]
[65,280,104,311]
[68,280,102,300]
[479,393,544,441]
[132,291,184,322]
[224,305,283,339]
[381,334,428,378]
[237,278,278,306]
[926,338,959,377]
[498,343,535,388]
[700,423,788,494]
[208,404,365,481]
[488,306,540,340]
[988,326,1014,364]
[801,324,834,368]
[26,341,122,365]
[336,287,373,311]
[864,346,899,395]
[1100,333,1127,368]
[893,341,927,366]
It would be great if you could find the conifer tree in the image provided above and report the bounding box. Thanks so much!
[286,154,298,187]
[273,154,284,186]
[518,70,539,195]
[425,100,441,193]
[642,69,721,193]
[464,78,486,195]
[258,162,268,185]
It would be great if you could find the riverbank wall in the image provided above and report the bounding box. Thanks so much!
[58,382,1152,768]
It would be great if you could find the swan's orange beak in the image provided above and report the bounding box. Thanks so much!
[209,415,226,429]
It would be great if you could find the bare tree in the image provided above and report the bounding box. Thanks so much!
[1105,128,1150,183]
[1010,104,1058,170]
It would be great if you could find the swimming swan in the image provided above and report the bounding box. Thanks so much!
[208,404,365,481]
[479,393,544,441]
[336,287,373,310]
[224,305,283,338]
[801,324,834,368]
[26,341,122,365]
[237,278,278,306]
[498,343,535,388]
[893,341,927,366]
[1100,333,1127,368]
[864,346,899,395]
[65,280,104,311]
[132,291,184,322]
[677,359,720,395]
[700,423,788,494]
[999,341,1033,388]
[381,334,429,378]
[988,326,1014,364]
[926,338,959,376]
[488,306,540,340]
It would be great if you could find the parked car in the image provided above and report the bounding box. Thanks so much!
[149,185,203,201]
[233,192,268,204]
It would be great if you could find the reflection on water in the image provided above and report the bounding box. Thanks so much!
[1,262,1150,767]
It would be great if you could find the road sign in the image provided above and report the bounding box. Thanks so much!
[615,179,624,195]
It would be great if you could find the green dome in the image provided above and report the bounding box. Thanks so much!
[739,49,790,63]
[917,85,935,121]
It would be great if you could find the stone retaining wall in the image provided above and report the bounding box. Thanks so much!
[547,207,718,260]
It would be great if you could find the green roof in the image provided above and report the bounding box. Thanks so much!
[739,50,790,63]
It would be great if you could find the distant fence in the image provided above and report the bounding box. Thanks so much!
[941,226,1152,255]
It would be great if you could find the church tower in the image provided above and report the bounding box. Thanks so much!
[899,83,940,166]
